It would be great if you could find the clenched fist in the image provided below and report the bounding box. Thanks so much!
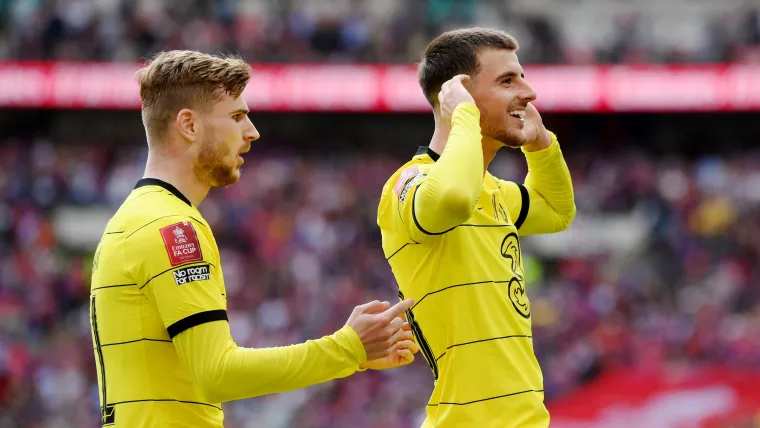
[360,324,419,371]
[438,74,476,122]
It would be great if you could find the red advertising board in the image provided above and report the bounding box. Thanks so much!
[2,62,760,112]
[547,367,760,427]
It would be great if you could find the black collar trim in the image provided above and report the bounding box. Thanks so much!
[134,178,192,207]
[415,146,440,162]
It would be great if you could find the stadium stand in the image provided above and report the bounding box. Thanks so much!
[1,1,760,427]
[1,111,759,427]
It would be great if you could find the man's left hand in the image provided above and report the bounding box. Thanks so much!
[359,323,419,371]
[521,103,552,152]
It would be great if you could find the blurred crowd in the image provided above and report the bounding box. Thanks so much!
[0,120,759,427]
[2,0,760,64]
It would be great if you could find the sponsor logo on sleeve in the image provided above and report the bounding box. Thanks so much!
[159,221,204,266]
[394,166,419,196]
[399,174,426,204]
[173,263,211,286]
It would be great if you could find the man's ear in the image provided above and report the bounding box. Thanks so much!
[176,109,197,142]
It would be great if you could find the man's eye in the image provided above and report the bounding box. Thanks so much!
[502,78,512,84]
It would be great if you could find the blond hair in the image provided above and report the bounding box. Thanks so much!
[136,50,251,142]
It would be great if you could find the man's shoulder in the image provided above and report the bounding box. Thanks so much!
[115,212,210,274]
[381,157,433,198]
[112,189,208,245]
[377,156,433,236]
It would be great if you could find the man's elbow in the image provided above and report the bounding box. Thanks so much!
[556,203,577,232]
[193,354,240,404]
[440,188,478,224]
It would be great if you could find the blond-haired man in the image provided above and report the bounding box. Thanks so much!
[89,50,416,427]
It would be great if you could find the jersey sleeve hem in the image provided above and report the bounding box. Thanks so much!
[337,325,367,364]
[453,102,480,119]
[521,131,559,158]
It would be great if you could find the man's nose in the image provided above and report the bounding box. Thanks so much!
[518,80,537,103]
[245,120,260,142]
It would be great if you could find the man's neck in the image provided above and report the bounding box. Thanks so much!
[429,114,500,173]
[143,151,209,207]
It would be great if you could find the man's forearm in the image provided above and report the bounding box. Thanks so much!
[522,132,576,227]
[173,322,366,403]
[414,102,484,233]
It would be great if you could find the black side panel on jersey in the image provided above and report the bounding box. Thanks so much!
[514,183,530,230]
[91,296,116,425]
[399,289,438,380]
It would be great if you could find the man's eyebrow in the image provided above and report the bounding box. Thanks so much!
[495,71,525,81]
[229,109,250,115]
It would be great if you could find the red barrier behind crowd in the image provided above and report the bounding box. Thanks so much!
[3,62,760,112]
[548,367,760,427]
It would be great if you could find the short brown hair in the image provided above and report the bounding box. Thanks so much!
[418,28,519,106]
[137,50,251,142]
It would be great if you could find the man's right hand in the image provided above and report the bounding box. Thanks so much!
[438,74,476,122]
[345,299,415,361]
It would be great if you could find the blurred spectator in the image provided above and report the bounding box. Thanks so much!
[4,0,760,64]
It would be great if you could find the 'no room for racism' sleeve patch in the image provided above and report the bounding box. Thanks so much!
[172,264,211,286]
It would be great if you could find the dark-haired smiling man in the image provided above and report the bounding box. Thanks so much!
[377,28,576,427]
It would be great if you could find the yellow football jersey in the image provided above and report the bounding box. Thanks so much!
[90,178,227,427]
[377,104,575,427]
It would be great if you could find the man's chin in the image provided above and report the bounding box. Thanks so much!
[502,141,525,149]
[210,169,241,188]
[497,134,527,149]
[225,171,242,186]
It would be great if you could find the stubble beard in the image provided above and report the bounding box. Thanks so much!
[482,118,526,149]
[193,136,239,188]
[479,107,526,148]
